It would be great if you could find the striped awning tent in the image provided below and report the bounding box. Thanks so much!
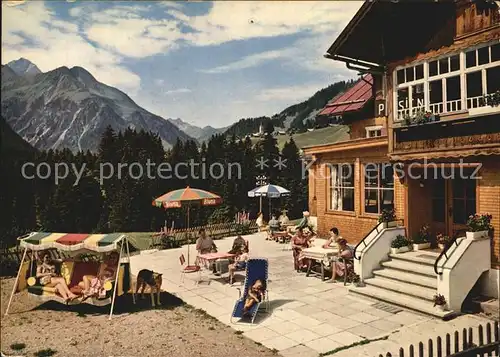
[19,232,133,253]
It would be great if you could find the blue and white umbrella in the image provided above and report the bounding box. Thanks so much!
[248,184,290,198]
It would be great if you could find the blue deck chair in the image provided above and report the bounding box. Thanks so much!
[230,258,270,324]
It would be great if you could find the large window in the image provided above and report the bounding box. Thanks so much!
[364,163,394,214]
[330,164,354,212]
[394,42,500,120]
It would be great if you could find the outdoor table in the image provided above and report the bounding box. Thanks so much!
[271,231,291,243]
[301,242,338,281]
[197,252,236,269]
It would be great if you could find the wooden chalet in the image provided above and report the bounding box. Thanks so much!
[307,0,500,303]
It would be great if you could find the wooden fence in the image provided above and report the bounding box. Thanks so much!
[150,221,258,249]
[379,321,499,357]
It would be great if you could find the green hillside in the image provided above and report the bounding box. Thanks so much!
[249,125,350,150]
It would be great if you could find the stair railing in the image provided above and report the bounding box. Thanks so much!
[433,231,465,275]
[353,219,404,260]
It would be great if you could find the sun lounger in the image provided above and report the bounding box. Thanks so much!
[230,258,269,324]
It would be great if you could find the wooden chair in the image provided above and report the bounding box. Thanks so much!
[179,254,201,285]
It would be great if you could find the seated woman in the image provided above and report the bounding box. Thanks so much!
[228,246,249,284]
[79,252,119,299]
[228,235,247,255]
[322,227,341,249]
[36,251,78,302]
[243,279,265,315]
[291,228,312,272]
[329,238,354,283]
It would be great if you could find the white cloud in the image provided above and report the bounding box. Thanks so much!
[199,49,292,74]
[255,83,329,102]
[163,88,191,95]
[1,1,141,92]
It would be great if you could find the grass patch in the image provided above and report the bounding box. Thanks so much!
[320,336,389,356]
[34,348,57,357]
[10,343,26,350]
[271,348,279,354]
[234,330,243,335]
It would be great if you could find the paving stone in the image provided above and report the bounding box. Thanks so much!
[368,318,403,332]
[285,329,322,344]
[261,335,299,351]
[290,316,322,328]
[280,344,319,357]
[346,324,386,339]
[349,312,380,323]
[303,336,342,354]
[243,327,280,343]
[305,323,342,337]
[266,321,302,335]
[328,331,365,346]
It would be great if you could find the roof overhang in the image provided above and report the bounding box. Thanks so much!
[325,1,457,68]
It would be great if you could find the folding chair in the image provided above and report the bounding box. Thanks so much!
[230,258,270,324]
[179,254,201,285]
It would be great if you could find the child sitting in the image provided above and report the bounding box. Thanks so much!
[243,279,265,315]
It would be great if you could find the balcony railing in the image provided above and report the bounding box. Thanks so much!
[396,93,498,121]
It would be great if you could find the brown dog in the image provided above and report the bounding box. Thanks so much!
[136,269,162,307]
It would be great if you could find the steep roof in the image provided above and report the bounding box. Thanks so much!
[318,74,373,116]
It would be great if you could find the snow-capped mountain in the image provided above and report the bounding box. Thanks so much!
[1,62,194,152]
[7,58,42,76]
[167,118,227,143]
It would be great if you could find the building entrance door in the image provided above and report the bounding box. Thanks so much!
[431,177,476,238]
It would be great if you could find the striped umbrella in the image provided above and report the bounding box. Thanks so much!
[248,184,290,198]
[152,187,222,264]
[153,186,222,209]
[248,184,290,220]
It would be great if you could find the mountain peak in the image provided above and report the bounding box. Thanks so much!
[7,58,42,76]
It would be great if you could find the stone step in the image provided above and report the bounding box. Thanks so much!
[388,250,439,266]
[373,268,437,289]
[364,276,436,301]
[349,285,454,319]
[381,259,436,278]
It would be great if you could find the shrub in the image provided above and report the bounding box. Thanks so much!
[466,213,492,232]
[378,208,396,224]
[391,235,410,249]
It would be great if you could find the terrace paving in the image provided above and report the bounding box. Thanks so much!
[131,232,494,357]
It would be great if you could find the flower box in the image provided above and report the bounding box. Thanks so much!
[413,243,431,251]
[391,246,410,254]
[466,230,489,240]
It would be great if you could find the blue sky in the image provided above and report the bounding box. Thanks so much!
[2,1,362,128]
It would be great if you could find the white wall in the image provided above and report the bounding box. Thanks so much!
[355,224,406,280]
[479,268,500,299]
[438,237,491,311]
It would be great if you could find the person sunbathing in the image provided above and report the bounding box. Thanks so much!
[243,279,265,315]
[36,252,78,302]
[79,252,119,299]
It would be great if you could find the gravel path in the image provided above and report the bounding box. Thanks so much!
[1,278,278,357]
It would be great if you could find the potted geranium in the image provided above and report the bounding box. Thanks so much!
[436,233,452,250]
[349,271,364,287]
[466,213,492,240]
[433,294,448,311]
[378,208,397,228]
[390,234,411,254]
[412,224,431,250]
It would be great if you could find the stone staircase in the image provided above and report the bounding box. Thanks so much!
[350,249,455,318]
